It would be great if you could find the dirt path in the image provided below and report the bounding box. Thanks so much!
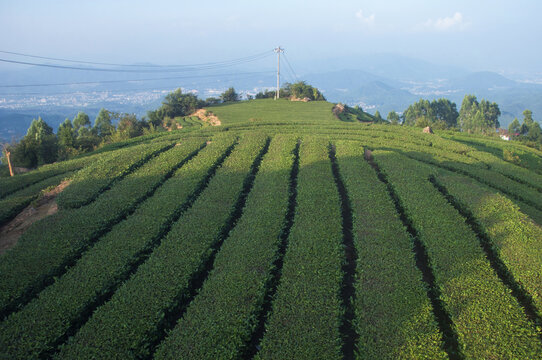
[0,180,71,254]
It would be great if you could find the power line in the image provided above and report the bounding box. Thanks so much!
[0,51,274,73]
[0,70,275,88]
[282,53,298,81]
[0,49,274,68]
[0,72,275,97]
[282,59,297,84]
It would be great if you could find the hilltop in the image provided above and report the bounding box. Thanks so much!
[0,99,541,359]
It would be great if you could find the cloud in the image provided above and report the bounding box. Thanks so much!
[420,12,467,31]
[355,9,375,26]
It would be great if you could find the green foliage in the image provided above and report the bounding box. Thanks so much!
[0,139,203,324]
[375,151,542,358]
[503,148,522,165]
[204,97,221,105]
[72,111,91,135]
[0,172,72,227]
[58,118,75,148]
[115,113,144,139]
[57,141,173,209]
[514,109,542,143]
[93,108,114,138]
[1,101,542,358]
[284,81,326,101]
[220,87,240,102]
[373,110,384,123]
[387,110,400,124]
[257,138,342,359]
[147,89,204,126]
[403,98,458,129]
[438,173,542,312]
[10,117,58,168]
[441,132,542,174]
[0,139,215,359]
[56,135,267,359]
[336,141,446,359]
[508,117,521,135]
[0,155,91,200]
[459,95,500,134]
[210,98,337,126]
[334,104,375,123]
[155,135,296,359]
[255,89,289,99]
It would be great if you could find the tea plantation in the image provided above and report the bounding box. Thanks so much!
[1,99,541,359]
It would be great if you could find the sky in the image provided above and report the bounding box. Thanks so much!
[1,0,542,76]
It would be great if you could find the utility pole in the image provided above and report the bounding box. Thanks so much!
[274,47,284,100]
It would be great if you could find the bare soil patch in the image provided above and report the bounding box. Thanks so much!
[191,109,221,126]
[290,96,311,102]
[332,103,345,119]
[0,180,71,254]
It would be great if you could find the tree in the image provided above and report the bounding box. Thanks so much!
[374,110,385,123]
[73,111,91,136]
[523,109,534,125]
[285,81,325,101]
[387,111,400,125]
[508,118,521,135]
[205,97,221,106]
[116,113,144,139]
[527,122,542,142]
[432,98,459,128]
[11,117,58,167]
[515,109,541,142]
[58,118,76,148]
[458,95,500,133]
[94,108,114,137]
[72,111,99,151]
[479,100,501,131]
[147,89,204,126]
[220,87,240,103]
[255,90,276,99]
[403,99,434,126]
[459,95,479,132]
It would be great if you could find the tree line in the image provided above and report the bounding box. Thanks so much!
[383,94,541,146]
[254,81,326,101]
[2,82,325,170]
[2,86,247,169]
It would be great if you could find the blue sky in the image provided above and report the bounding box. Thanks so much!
[1,0,541,75]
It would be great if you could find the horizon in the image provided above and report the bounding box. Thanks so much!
[1,1,542,76]
[2,0,542,141]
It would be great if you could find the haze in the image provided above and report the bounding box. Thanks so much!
[1,0,541,76]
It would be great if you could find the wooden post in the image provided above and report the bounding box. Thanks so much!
[5,150,14,177]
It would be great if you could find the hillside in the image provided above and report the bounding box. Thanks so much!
[0,99,542,359]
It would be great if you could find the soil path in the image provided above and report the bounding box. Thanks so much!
[0,180,71,254]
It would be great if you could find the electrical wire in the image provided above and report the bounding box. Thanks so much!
[282,53,299,81]
[0,53,273,73]
[0,70,275,88]
[0,72,274,97]
[0,49,274,68]
[283,59,297,84]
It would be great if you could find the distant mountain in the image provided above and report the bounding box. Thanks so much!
[302,66,542,127]
[303,53,469,82]
[447,71,518,91]
[2,54,541,137]
[0,109,67,141]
